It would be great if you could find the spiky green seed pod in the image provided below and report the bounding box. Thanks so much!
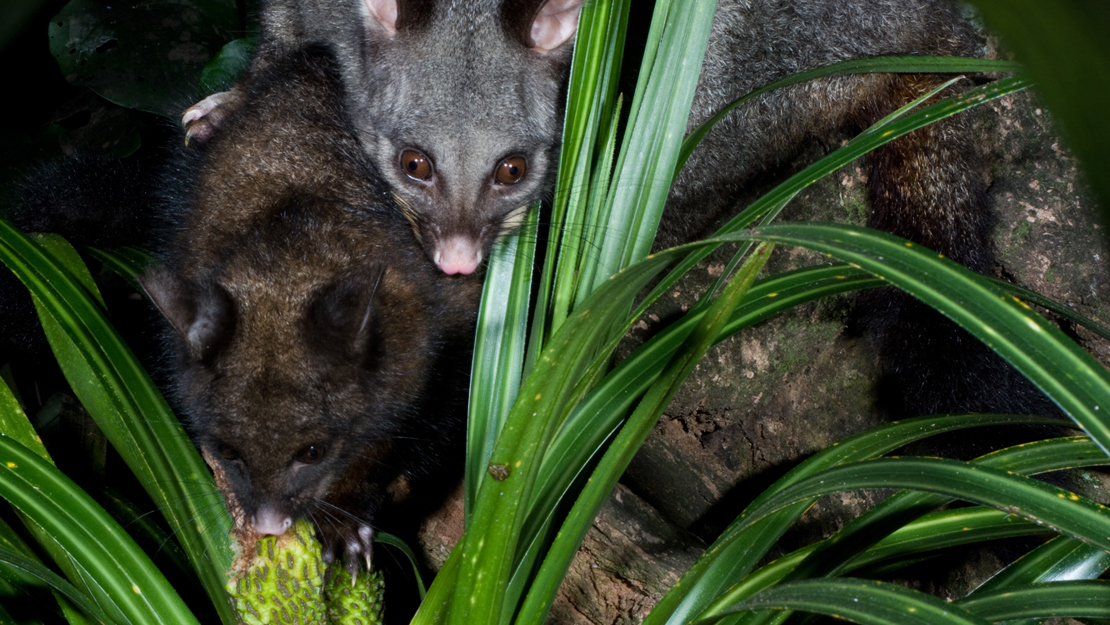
[325,565,385,625]
[227,519,327,625]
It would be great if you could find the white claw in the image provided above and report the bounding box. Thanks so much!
[359,525,375,572]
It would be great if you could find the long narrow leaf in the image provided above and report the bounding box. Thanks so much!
[467,209,539,520]
[0,436,197,625]
[0,357,128,620]
[738,457,1110,552]
[986,275,1110,341]
[706,508,1047,620]
[0,219,234,621]
[0,546,114,625]
[976,534,1110,590]
[736,222,1110,453]
[521,265,879,572]
[516,243,774,625]
[528,0,628,364]
[958,581,1110,621]
[968,534,1110,625]
[588,0,718,291]
[85,246,153,291]
[714,435,1109,625]
[547,1,627,335]
[446,245,696,625]
[643,414,1062,625]
[719,579,990,625]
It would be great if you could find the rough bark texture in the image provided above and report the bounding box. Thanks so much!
[418,54,1110,625]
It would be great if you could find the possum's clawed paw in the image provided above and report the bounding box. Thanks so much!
[181,90,240,144]
[343,525,375,579]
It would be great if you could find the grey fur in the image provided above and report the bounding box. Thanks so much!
[665,0,983,254]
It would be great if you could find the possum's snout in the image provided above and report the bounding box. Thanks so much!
[252,505,294,536]
[434,235,484,275]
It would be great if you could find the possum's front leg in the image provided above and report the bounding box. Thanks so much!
[315,511,378,577]
[181,89,243,144]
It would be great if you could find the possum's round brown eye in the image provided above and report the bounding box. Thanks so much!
[296,444,326,464]
[399,149,433,181]
[217,443,238,460]
[494,156,527,185]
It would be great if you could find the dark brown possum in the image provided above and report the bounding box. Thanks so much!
[142,44,481,567]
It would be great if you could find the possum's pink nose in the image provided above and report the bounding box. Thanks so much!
[435,236,482,275]
[252,506,293,536]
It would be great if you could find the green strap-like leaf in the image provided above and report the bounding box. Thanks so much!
[712,435,1110,625]
[717,578,990,625]
[467,208,539,521]
[587,0,719,292]
[0,545,114,625]
[516,243,774,625]
[375,531,427,600]
[737,222,1110,453]
[976,534,1110,591]
[645,419,1073,625]
[958,581,1110,621]
[0,219,234,622]
[0,361,126,622]
[986,275,1110,341]
[740,456,1110,552]
[521,265,879,573]
[29,234,106,309]
[446,244,697,625]
[528,0,628,363]
[0,436,197,625]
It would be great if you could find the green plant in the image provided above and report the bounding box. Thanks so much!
[1,1,1109,625]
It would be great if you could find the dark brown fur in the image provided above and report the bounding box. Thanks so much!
[143,45,481,565]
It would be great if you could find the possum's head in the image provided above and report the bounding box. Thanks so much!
[351,0,584,275]
[140,215,474,557]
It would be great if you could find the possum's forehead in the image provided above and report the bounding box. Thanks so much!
[362,11,566,161]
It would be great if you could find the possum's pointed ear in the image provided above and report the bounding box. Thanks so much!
[363,0,399,35]
[140,266,235,362]
[528,0,583,52]
[366,0,435,36]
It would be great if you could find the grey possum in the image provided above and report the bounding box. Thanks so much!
[184,0,585,275]
[144,43,481,570]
